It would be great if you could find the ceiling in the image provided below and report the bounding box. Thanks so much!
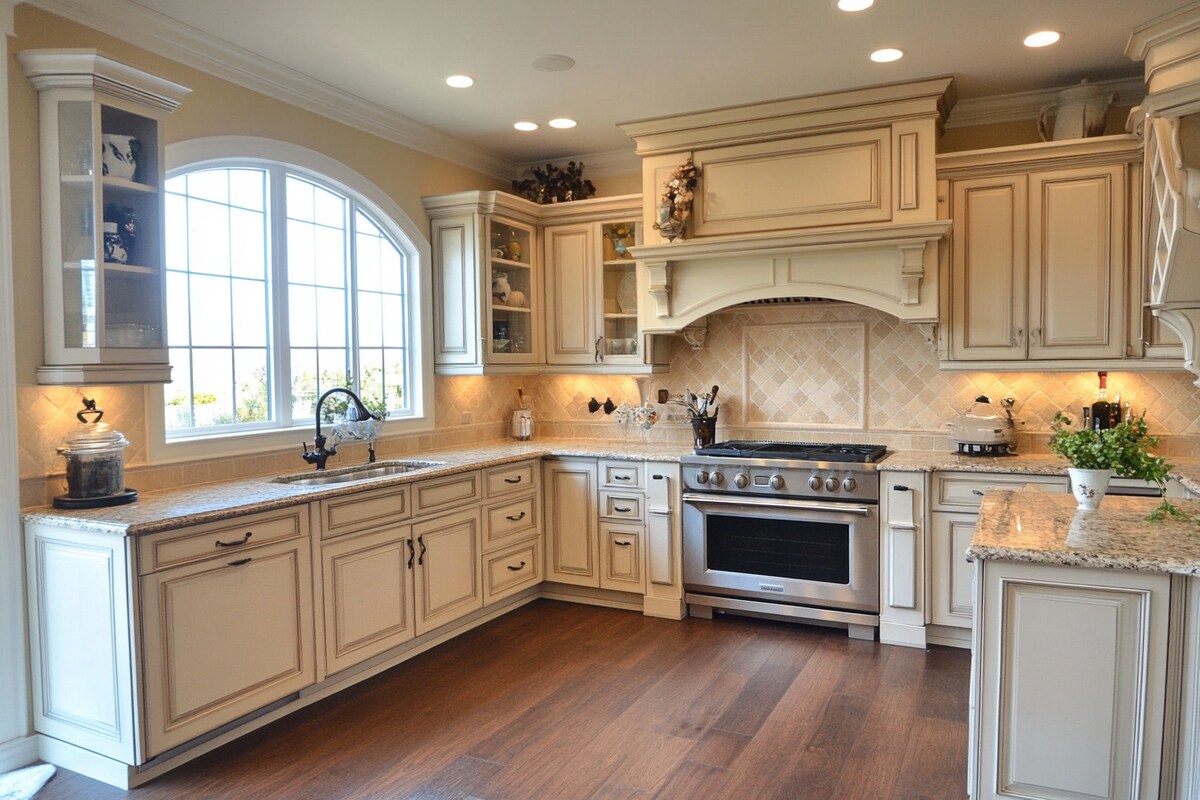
[35,0,1188,176]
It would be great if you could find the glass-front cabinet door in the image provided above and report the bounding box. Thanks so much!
[487,217,538,364]
[599,219,641,363]
[21,50,189,384]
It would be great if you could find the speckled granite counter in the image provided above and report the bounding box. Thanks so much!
[966,489,1200,575]
[21,439,692,535]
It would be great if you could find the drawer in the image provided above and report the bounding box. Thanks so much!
[600,491,643,522]
[483,539,542,604]
[932,472,1068,511]
[484,461,537,498]
[413,471,481,517]
[600,460,643,490]
[320,484,411,539]
[138,506,308,574]
[484,495,539,552]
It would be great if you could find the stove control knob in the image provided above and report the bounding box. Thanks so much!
[769,474,785,491]
[825,477,840,492]
[842,477,858,492]
[709,471,725,486]
[808,475,823,491]
[734,473,749,489]
[695,470,710,485]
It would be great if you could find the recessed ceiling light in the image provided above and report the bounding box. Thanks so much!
[531,54,576,72]
[445,75,474,88]
[514,121,539,132]
[836,0,874,10]
[1023,30,1062,48]
[548,118,577,129]
[870,47,904,63]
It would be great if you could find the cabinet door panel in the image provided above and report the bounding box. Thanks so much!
[322,525,415,674]
[949,175,1027,359]
[544,224,597,364]
[600,523,644,593]
[543,460,599,586]
[413,509,483,636]
[1028,165,1125,359]
[141,538,315,756]
[930,512,976,628]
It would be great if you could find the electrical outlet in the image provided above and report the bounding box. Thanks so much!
[460,412,472,425]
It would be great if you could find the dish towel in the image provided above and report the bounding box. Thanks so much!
[0,763,56,800]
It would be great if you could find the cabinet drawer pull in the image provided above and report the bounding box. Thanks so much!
[652,474,664,480]
[503,476,523,484]
[506,561,527,572]
[227,557,252,567]
[417,535,427,566]
[894,485,911,492]
[216,532,252,548]
[613,474,632,481]
[406,538,415,569]
[972,489,986,497]
[614,540,633,547]
[614,505,632,513]
[505,511,527,521]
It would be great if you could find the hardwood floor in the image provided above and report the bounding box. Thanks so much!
[36,600,970,799]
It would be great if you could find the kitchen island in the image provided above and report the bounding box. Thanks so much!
[968,490,1200,800]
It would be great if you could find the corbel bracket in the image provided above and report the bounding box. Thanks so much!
[643,259,672,318]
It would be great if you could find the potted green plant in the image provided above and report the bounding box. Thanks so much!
[1049,412,1180,517]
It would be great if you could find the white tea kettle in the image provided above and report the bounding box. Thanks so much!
[948,396,1015,447]
[1037,80,1117,141]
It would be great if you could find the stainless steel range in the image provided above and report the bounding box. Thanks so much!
[681,440,887,640]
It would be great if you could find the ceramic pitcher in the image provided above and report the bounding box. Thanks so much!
[1037,81,1117,141]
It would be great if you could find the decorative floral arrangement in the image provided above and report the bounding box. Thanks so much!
[511,161,596,204]
[654,158,701,240]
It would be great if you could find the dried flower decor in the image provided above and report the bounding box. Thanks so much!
[511,161,596,204]
[654,158,701,241]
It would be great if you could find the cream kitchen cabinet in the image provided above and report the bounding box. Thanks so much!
[20,49,190,385]
[481,460,542,602]
[543,458,599,586]
[412,507,484,636]
[600,523,644,592]
[879,472,928,648]
[25,504,314,770]
[929,472,1068,629]
[939,137,1141,365]
[423,191,544,374]
[972,560,1169,800]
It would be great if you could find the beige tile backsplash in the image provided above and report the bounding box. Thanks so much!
[18,301,1200,505]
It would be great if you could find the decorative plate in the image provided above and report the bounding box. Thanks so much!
[617,272,637,314]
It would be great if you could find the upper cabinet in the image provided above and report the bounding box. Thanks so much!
[423,191,667,375]
[19,50,190,385]
[937,136,1141,365]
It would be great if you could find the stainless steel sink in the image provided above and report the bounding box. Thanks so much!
[274,460,444,486]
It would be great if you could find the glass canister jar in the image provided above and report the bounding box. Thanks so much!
[58,421,130,500]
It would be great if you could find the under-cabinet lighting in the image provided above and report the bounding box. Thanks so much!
[445,75,474,88]
[1023,31,1062,48]
[870,48,904,63]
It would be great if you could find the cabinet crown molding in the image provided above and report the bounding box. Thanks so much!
[18,49,191,113]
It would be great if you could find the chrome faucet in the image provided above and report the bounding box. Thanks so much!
[301,387,380,470]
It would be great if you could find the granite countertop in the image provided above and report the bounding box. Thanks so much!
[22,437,1200,537]
[967,489,1200,575]
[21,438,693,535]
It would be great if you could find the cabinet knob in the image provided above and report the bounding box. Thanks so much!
[972,489,985,497]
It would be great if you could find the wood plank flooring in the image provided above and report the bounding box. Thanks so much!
[36,600,970,799]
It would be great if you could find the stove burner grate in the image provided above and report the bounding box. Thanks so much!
[694,440,888,463]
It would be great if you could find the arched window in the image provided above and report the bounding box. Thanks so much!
[149,137,432,461]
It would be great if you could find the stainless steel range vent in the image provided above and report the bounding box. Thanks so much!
[735,297,832,307]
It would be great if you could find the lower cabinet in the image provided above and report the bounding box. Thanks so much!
[321,524,416,675]
[544,459,599,586]
[599,522,644,592]
[929,472,1068,630]
[972,560,1169,800]
[483,538,542,604]
[413,508,483,636]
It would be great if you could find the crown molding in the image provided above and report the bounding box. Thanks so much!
[946,77,1146,129]
[0,1,16,37]
[26,0,518,179]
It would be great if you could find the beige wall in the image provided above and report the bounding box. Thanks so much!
[941,105,1135,152]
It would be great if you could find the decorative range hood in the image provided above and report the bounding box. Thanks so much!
[1128,5,1200,386]
[619,77,955,333]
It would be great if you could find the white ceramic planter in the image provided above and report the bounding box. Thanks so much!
[1068,467,1113,511]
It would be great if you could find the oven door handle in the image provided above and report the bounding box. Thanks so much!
[682,492,874,517]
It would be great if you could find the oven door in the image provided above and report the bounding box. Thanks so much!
[683,493,879,613]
